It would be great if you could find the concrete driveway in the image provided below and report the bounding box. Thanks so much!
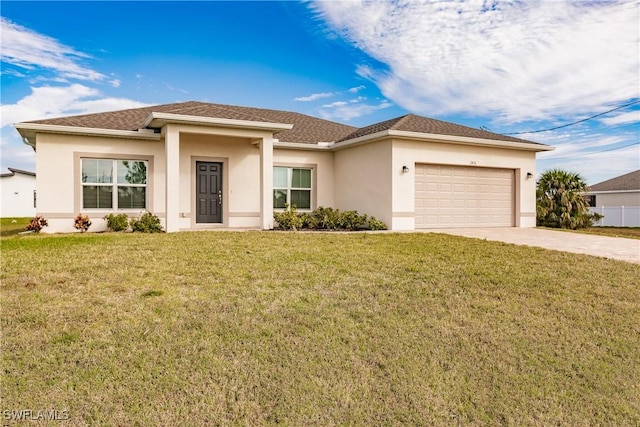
[422,228,640,264]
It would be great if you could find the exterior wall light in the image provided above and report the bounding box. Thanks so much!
[402,165,410,174]
[526,172,533,179]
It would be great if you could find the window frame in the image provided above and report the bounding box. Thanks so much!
[75,153,153,213]
[273,164,315,211]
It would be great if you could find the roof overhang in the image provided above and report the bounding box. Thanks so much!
[332,129,554,152]
[273,141,333,151]
[14,123,161,148]
[1,167,36,178]
[142,112,293,132]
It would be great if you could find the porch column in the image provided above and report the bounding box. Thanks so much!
[165,126,180,232]
[260,136,274,229]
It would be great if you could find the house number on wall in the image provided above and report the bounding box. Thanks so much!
[470,161,477,165]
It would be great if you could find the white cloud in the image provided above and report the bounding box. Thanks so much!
[1,84,149,127]
[1,84,150,173]
[538,144,640,186]
[348,85,366,93]
[0,133,36,173]
[1,68,27,78]
[312,1,640,123]
[294,92,335,102]
[319,99,392,122]
[532,123,640,184]
[599,110,640,126]
[165,83,189,94]
[322,101,348,108]
[1,17,106,82]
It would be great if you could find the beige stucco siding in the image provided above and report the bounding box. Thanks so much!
[35,133,164,233]
[334,140,393,227]
[392,139,538,229]
[274,149,335,209]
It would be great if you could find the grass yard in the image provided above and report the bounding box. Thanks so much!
[0,217,31,238]
[567,226,640,240]
[1,231,639,426]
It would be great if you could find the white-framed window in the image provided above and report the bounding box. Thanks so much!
[273,166,312,210]
[81,158,148,210]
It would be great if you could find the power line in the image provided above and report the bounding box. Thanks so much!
[539,141,639,161]
[505,99,640,135]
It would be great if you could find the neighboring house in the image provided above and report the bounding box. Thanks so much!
[586,170,640,227]
[14,101,553,233]
[0,168,36,218]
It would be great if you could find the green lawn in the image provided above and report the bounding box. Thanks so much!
[0,217,31,237]
[1,231,639,426]
[567,226,640,240]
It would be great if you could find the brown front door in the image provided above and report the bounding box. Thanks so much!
[196,162,222,224]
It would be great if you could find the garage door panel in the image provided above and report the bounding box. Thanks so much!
[415,164,514,228]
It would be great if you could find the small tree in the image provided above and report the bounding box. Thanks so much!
[536,169,598,229]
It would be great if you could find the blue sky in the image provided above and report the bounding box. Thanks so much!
[1,0,638,185]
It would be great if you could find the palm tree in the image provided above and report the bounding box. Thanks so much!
[536,169,595,229]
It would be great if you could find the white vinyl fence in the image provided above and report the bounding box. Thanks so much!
[590,206,640,227]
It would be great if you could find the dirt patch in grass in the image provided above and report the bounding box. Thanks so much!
[1,232,639,425]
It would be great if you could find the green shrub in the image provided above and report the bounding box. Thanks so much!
[299,212,318,229]
[274,206,387,231]
[336,210,367,230]
[274,204,304,231]
[313,206,340,229]
[25,215,48,233]
[130,212,163,233]
[367,217,387,230]
[73,213,92,232]
[104,213,129,232]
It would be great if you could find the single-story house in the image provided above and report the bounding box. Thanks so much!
[586,169,640,227]
[14,101,553,233]
[1,167,36,218]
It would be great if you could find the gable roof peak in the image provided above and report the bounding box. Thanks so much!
[338,112,543,146]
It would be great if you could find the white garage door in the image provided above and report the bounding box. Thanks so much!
[415,164,514,228]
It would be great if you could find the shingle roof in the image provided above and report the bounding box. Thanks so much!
[24,101,357,144]
[22,101,540,146]
[338,114,540,145]
[589,170,640,192]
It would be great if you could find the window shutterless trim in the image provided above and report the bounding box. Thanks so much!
[74,152,154,213]
[81,159,148,209]
[272,165,315,211]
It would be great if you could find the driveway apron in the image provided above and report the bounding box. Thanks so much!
[421,228,640,264]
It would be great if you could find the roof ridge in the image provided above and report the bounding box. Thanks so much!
[165,102,278,123]
[389,114,415,130]
[337,114,410,142]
